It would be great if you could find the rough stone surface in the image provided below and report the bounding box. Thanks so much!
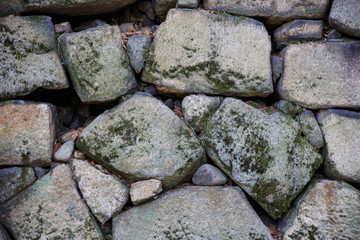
[76,93,206,189]
[0,101,55,167]
[153,0,177,22]
[203,0,329,25]
[280,179,360,240]
[0,16,68,100]
[59,26,135,103]
[317,110,360,183]
[177,0,199,8]
[327,29,342,40]
[0,167,36,204]
[0,164,102,239]
[130,179,163,205]
[277,42,360,109]
[192,164,228,186]
[126,35,152,73]
[70,159,129,224]
[113,186,273,239]
[60,130,80,143]
[299,110,324,149]
[182,94,221,133]
[33,167,48,179]
[274,20,323,50]
[201,98,322,219]
[329,0,360,38]
[142,9,272,97]
[54,141,74,162]
[275,100,303,117]
[271,56,282,83]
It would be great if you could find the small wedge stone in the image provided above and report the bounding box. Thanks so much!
[130,179,163,205]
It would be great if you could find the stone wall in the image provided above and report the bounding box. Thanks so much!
[0,0,359,239]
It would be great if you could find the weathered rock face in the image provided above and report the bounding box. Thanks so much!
[299,110,324,149]
[0,101,55,167]
[0,167,36,204]
[130,179,163,205]
[274,20,323,50]
[203,0,329,25]
[192,164,228,186]
[54,140,74,162]
[0,164,102,239]
[59,26,135,103]
[280,179,360,240]
[76,93,206,189]
[113,186,273,239]
[126,35,152,73]
[71,159,129,224]
[152,0,177,22]
[0,0,137,17]
[201,98,322,219]
[142,9,272,97]
[0,16,68,100]
[317,110,360,183]
[329,0,360,38]
[277,42,360,109]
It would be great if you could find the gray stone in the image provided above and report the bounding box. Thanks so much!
[130,179,163,205]
[271,56,282,83]
[126,35,152,73]
[277,42,360,109]
[135,0,156,20]
[164,98,174,109]
[192,164,228,186]
[142,9,272,97]
[201,98,322,219]
[274,20,323,50]
[0,16,68,100]
[143,85,158,96]
[33,167,48,179]
[0,101,55,167]
[203,0,329,25]
[275,100,303,117]
[317,110,360,183]
[182,94,221,133]
[153,0,177,22]
[0,167,36,204]
[329,0,360,39]
[54,141,74,162]
[0,0,24,17]
[76,93,206,189]
[59,26,135,103]
[327,29,342,39]
[70,159,129,224]
[60,130,80,143]
[119,23,136,33]
[113,186,273,239]
[280,179,360,240]
[176,0,199,8]
[299,110,324,149]
[0,164,102,239]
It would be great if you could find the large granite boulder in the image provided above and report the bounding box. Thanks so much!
[317,110,360,183]
[201,98,322,219]
[76,93,206,189]
[0,164,103,239]
[0,16,68,100]
[113,186,273,239]
[329,0,360,39]
[277,42,360,109]
[142,9,272,97]
[59,26,135,103]
[0,101,56,167]
[203,0,329,25]
[280,179,360,239]
[71,159,129,224]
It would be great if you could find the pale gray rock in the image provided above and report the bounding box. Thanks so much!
[277,42,360,109]
[70,159,129,224]
[143,9,272,97]
[280,179,360,240]
[126,35,152,73]
[130,179,163,205]
[327,29,342,39]
[153,0,177,22]
[0,101,55,167]
[274,20,323,50]
[299,110,324,149]
[0,167,36,204]
[60,130,80,143]
[33,167,48,179]
[201,98,322,219]
[203,0,329,25]
[329,0,360,39]
[76,93,206,189]
[182,94,221,133]
[54,141,74,162]
[0,164,102,239]
[176,0,199,8]
[59,26,135,103]
[317,110,360,183]
[192,164,228,186]
[113,186,273,239]
[271,56,282,83]
[0,16,68,100]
